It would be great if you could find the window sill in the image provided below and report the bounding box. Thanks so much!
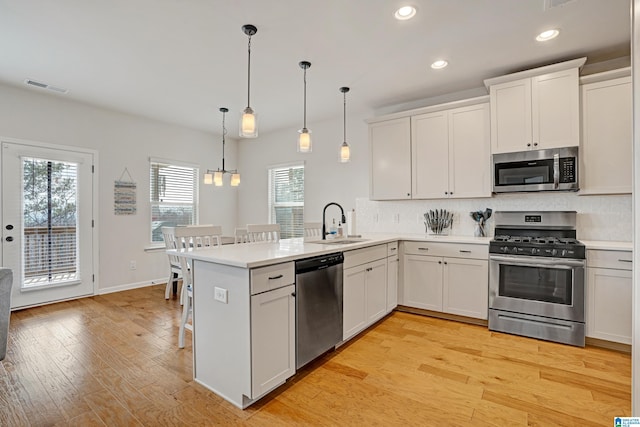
[145,245,166,252]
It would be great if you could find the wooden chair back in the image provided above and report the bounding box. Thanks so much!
[173,225,223,249]
[234,227,250,244]
[247,223,281,243]
[303,222,323,238]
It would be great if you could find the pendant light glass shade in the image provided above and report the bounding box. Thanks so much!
[298,128,312,153]
[339,87,351,163]
[203,172,213,185]
[297,61,312,153]
[213,171,224,186]
[240,25,258,138]
[340,141,350,163]
[204,107,240,187]
[240,107,257,137]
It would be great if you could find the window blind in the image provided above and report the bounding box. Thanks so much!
[150,160,198,243]
[268,164,304,239]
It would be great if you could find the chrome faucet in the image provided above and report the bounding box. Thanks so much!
[322,202,346,240]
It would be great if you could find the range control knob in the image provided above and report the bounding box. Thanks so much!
[551,248,558,257]
[530,247,537,255]
[512,247,519,254]
[561,249,567,257]
[501,246,509,253]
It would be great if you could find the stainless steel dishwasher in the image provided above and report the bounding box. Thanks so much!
[295,252,344,369]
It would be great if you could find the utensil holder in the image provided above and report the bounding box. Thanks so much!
[474,222,486,237]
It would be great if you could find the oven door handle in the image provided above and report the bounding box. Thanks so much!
[489,255,585,269]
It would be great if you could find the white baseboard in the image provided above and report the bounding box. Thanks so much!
[97,277,167,295]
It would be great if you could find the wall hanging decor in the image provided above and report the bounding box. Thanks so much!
[114,167,137,215]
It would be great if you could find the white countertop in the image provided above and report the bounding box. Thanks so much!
[582,240,632,251]
[174,232,491,269]
[174,232,630,268]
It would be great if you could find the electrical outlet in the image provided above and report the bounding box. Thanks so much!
[129,260,136,270]
[214,287,228,304]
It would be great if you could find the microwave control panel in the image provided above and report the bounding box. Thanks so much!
[559,157,576,183]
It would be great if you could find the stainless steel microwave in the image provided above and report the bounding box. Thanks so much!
[492,147,578,193]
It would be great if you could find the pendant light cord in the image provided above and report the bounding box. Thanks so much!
[246,35,252,108]
[343,91,347,142]
[303,67,307,128]
[221,110,226,171]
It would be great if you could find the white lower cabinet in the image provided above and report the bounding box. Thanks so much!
[192,260,295,409]
[400,241,489,320]
[343,244,388,341]
[250,284,296,398]
[586,249,632,344]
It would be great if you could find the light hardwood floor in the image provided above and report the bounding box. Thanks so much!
[0,284,631,426]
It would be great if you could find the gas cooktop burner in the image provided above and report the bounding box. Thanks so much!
[493,235,582,246]
[489,235,585,259]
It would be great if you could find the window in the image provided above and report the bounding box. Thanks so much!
[150,158,198,243]
[268,163,304,239]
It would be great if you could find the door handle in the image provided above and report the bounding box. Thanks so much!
[5,236,13,242]
[268,274,283,280]
[5,224,13,230]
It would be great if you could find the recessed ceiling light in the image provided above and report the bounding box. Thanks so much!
[536,29,560,42]
[431,60,448,69]
[394,6,417,20]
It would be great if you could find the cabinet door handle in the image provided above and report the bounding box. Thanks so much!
[618,259,633,263]
[459,250,471,253]
[438,261,442,264]
[444,261,448,265]
[390,247,397,251]
[291,292,296,297]
[527,143,531,147]
[268,274,284,280]
[418,247,429,251]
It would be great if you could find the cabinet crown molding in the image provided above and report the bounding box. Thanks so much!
[366,95,489,124]
[483,57,587,89]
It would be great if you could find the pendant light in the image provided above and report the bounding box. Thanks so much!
[204,107,240,187]
[339,87,351,163]
[240,24,258,138]
[297,61,312,153]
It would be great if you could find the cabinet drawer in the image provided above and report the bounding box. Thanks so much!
[402,241,488,259]
[250,262,295,295]
[387,241,399,257]
[587,249,632,270]
[344,244,387,269]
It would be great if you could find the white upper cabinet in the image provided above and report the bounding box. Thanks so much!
[412,103,490,199]
[369,117,412,200]
[580,72,632,195]
[486,58,584,154]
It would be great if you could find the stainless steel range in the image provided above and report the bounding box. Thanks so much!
[488,211,586,347]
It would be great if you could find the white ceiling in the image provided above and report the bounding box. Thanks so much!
[0,0,630,137]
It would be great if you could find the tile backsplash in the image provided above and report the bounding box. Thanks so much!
[356,193,632,241]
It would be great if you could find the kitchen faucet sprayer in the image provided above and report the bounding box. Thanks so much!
[322,202,346,240]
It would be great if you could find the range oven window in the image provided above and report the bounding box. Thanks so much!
[498,264,572,305]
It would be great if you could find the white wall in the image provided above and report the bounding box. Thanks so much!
[236,109,373,227]
[0,83,238,292]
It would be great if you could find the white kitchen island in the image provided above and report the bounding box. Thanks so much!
[177,233,492,408]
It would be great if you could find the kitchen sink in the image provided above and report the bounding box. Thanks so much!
[309,238,369,245]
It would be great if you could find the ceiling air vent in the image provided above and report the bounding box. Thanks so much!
[544,0,576,10]
[24,79,68,94]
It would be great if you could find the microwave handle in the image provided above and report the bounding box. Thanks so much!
[553,153,560,189]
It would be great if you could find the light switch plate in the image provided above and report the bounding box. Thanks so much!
[214,287,228,304]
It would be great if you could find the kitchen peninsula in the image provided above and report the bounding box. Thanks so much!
[178,233,490,408]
